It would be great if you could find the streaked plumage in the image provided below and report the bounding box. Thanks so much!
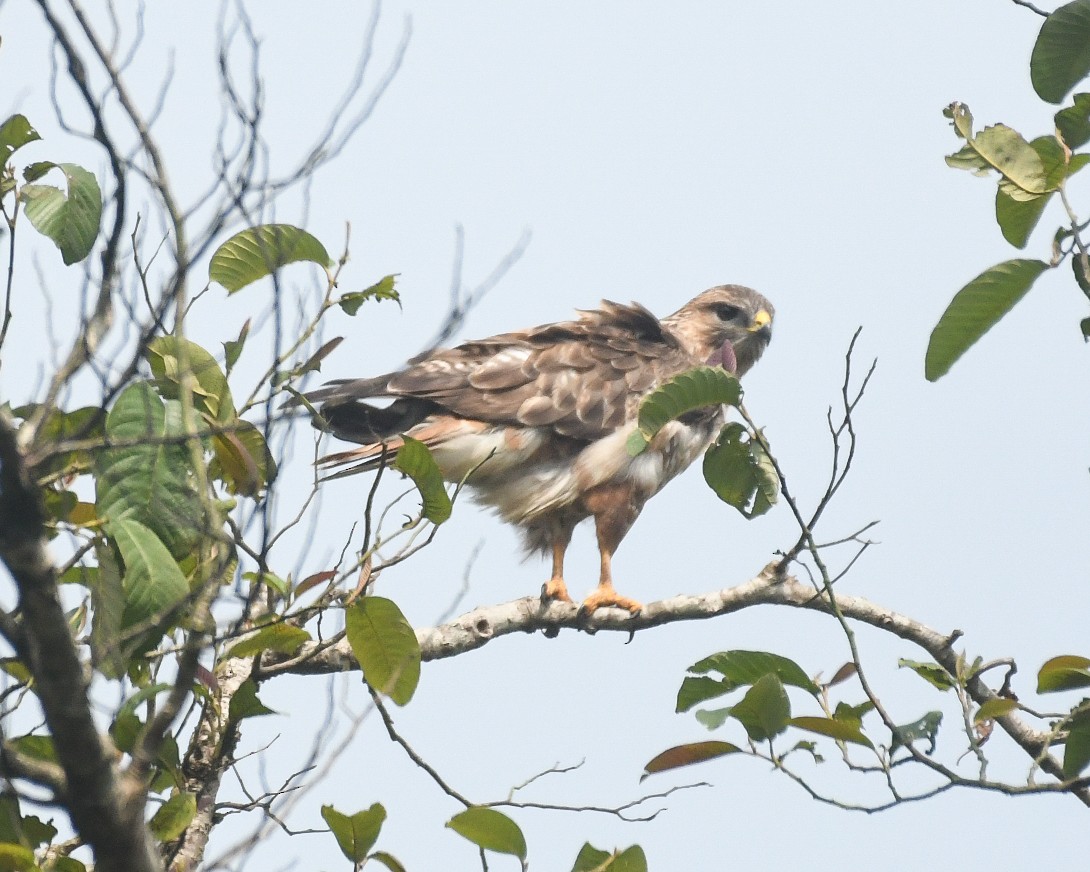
[306,285,774,612]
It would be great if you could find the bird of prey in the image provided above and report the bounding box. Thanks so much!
[305,285,774,614]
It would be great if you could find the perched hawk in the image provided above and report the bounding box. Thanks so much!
[306,285,774,613]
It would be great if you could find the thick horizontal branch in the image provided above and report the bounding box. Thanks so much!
[268,560,1089,806]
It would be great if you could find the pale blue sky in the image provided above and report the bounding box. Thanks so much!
[4,1,1089,869]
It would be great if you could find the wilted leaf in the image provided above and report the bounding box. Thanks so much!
[925,259,1049,381]
[369,852,407,872]
[146,791,196,843]
[702,422,779,518]
[209,224,332,293]
[827,662,857,687]
[0,114,41,162]
[147,336,235,422]
[689,649,819,695]
[1038,655,1090,692]
[446,807,526,861]
[294,570,336,599]
[19,163,101,265]
[394,437,452,524]
[890,711,943,754]
[338,274,400,315]
[226,624,311,659]
[210,421,275,496]
[789,715,873,748]
[1031,0,1090,104]
[321,803,386,862]
[345,597,421,706]
[641,740,741,780]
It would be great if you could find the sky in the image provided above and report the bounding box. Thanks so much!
[4,1,1090,870]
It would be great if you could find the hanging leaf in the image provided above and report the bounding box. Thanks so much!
[675,675,735,713]
[571,844,648,872]
[148,791,197,842]
[728,673,791,741]
[210,421,276,496]
[394,437,452,524]
[627,366,741,455]
[209,224,332,293]
[222,319,251,375]
[1063,712,1090,778]
[1056,93,1090,148]
[641,740,741,780]
[1031,0,1090,104]
[701,422,778,518]
[446,807,527,862]
[321,804,386,863]
[18,162,101,265]
[107,517,189,633]
[345,597,421,705]
[925,259,1049,381]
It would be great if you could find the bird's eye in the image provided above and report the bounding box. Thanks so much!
[713,304,742,322]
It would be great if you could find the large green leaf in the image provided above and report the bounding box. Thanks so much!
[1037,655,1090,692]
[627,366,741,455]
[995,188,1051,249]
[345,597,420,705]
[147,337,236,422]
[1031,0,1090,104]
[321,803,386,863]
[94,382,206,558]
[701,422,778,518]
[640,740,741,780]
[728,673,791,741]
[688,649,819,696]
[571,844,647,872]
[209,224,332,293]
[394,437,452,524]
[789,716,873,748]
[0,114,41,162]
[675,675,734,713]
[18,162,101,265]
[107,517,189,632]
[445,807,526,861]
[1063,711,1090,778]
[925,259,1049,381]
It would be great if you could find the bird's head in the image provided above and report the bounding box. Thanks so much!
[663,285,775,377]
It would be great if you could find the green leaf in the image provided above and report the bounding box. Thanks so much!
[925,259,1049,381]
[210,421,276,496]
[689,649,819,695]
[0,793,56,849]
[321,803,386,862]
[788,715,873,748]
[944,101,974,139]
[89,543,126,678]
[1031,0,1090,104]
[571,844,648,872]
[898,658,955,691]
[209,224,332,293]
[1063,711,1090,778]
[833,700,875,727]
[701,422,779,518]
[222,319,250,375]
[676,675,733,713]
[1056,93,1090,148]
[369,852,408,872]
[46,858,87,872]
[1038,655,1090,692]
[394,437,452,524]
[9,735,56,765]
[226,624,311,659]
[228,677,276,721]
[995,188,1051,249]
[19,163,101,265]
[338,274,401,315]
[629,366,742,455]
[728,673,790,741]
[0,843,37,871]
[345,597,421,706]
[1073,252,1090,295]
[446,807,526,861]
[0,115,41,164]
[640,740,741,780]
[1082,316,1090,340]
[148,791,196,842]
[974,698,1019,723]
[147,336,236,422]
[107,517,189,632]
[94,382,206,559]
[694,707,732,730]
[890,711,943,754]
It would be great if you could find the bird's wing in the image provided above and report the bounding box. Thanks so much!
[324,300,699,442]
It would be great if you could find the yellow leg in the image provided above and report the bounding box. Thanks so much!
[579,546,642,614]
[541,535,573,604]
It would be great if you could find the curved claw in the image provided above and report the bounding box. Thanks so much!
[578,586,642,616]
[541,577,573,605]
